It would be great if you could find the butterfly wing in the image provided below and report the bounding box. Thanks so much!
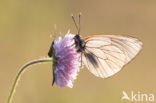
[82,34,143,78]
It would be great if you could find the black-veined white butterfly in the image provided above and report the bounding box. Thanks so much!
[48,14,143,79]
[6,14,143,103]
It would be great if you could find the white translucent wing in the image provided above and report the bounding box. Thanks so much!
[82,34,143,78]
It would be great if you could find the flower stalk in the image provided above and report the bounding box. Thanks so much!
[7,58,52,103]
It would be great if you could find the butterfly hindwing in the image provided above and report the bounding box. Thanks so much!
[82,34,142,78]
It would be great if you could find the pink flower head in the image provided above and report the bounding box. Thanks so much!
[53,32,81,88]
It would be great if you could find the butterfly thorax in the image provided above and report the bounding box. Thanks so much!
[74,34,85,52]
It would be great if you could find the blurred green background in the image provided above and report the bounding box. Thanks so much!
[0,0,156,103]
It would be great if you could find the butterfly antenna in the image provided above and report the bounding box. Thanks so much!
[78,12,81,34]
[71,14,79,34]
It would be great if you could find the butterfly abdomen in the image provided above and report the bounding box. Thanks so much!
[85,53,98,68]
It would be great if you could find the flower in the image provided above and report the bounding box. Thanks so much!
[53,32,81,88]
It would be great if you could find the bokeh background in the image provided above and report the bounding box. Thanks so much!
[1,0,156,103]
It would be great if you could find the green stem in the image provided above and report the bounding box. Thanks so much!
[7,58,52,103]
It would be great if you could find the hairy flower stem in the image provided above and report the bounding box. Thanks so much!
[7,58,52,103]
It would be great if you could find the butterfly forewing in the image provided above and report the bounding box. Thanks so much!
[82,34,143,78]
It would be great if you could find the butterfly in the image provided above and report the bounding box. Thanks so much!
[48,14,143,79]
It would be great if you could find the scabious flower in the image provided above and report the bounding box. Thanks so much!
[53,32,81,88]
